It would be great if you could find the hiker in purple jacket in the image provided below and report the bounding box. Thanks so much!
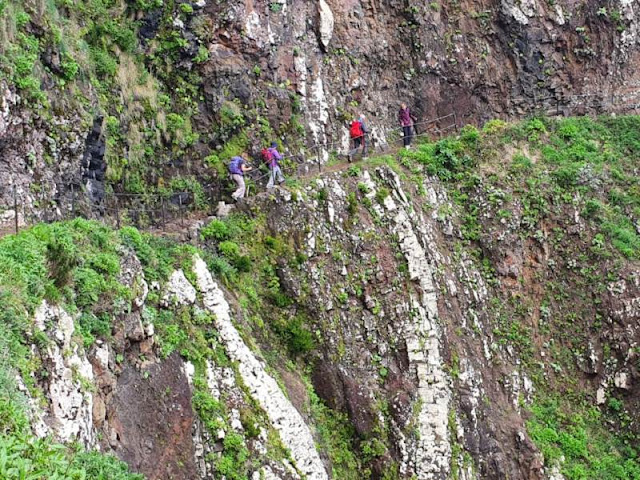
[266,142,285,189]
[228,153,252,201]
[398,103,417,148]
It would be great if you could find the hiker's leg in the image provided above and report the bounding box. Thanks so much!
[348,138,361,157]
[403,126,411,146]
[275,165,285,183]
[266,168,275,189]
[362,136,367,156]
[232,174,245,199]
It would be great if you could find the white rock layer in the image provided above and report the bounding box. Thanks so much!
[318,0,334,49]
[371,170,452,478]
[34,300,94,447]
[192,256,328,480]
[164,269,198,305]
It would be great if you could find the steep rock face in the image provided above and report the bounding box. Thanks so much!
[3,0,640,225]
[257,172,543,478]
[199,0,640,141]
[0,81,91,221]
[193,255,329,480]
[33,300,94,446]
[20,248,330,479]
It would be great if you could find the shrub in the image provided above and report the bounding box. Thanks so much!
[357,182,371,194]
[201,220,230,241]
[273,315,315,355]
[582,199,604,219]
[482,119,508,135]
[347,164,361,177]
[218,241,240,258]
[526,118,547,141]
[91,47,117,78]
[375,187,390,205]
[60,52,79,81]
[460,124,480,144]
[510,153,533,173]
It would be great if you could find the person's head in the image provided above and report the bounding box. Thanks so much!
[271,141,278,148]
[401,103,407,109]
[359,113,366,120]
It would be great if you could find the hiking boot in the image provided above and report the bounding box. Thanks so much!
[347,154,352,163]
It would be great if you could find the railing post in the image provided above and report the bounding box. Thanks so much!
[161,195,166,231]
[611,91,615,110]
[317,145,322,173]
[71,184,76,218]
[179,194,184,228]
[115,195,121,229]
[13,182,18,234]
[556,97,560,116]
[453,112,459,133]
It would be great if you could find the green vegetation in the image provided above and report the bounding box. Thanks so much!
[527,397,640,479]
[398,115,639,258]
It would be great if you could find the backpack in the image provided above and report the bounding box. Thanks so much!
[228,156,243,174]
[350,120,363,139]
[261,147,274,165]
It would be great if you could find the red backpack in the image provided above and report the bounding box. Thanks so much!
[349,120,363,139]
[261,147,274,165]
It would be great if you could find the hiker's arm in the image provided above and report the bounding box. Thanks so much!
[242,164,252,171]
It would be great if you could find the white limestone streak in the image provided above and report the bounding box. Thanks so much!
[192,256,328,480]
[34,300,94,447]
[370,170,452,478]
[318,0,334,49]
[501,0,537,24]
[163,269,197,306]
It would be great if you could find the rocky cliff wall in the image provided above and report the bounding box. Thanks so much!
[2,0,640,226]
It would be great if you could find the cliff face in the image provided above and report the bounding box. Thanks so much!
[2,116,639,480]
[2,0,640,224]
[1,0,640,477]
[200,0,640,134]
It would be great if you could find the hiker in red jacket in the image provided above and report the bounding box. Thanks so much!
[398,103,417,149]
[348,114,368,162]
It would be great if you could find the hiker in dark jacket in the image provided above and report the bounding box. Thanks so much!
[265,142,285,189]
[228,154,252,201]
[398,103,416,148]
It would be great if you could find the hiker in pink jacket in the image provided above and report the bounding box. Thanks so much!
[398,103,417,149]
